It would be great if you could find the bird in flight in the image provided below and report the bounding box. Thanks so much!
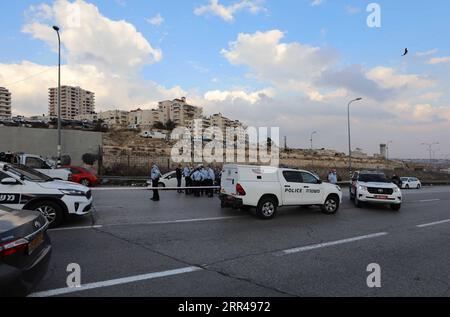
[402,48,408,56]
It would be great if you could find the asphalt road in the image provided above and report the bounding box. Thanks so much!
[30,186,450,297]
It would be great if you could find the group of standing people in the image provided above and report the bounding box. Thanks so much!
[149,162,222,201]
[180,164,220,198]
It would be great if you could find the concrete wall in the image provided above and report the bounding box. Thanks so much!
[0,126,102,166]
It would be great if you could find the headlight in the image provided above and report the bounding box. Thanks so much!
[394,186,401,192]
[60,189,86,196]
[358,185,368,192]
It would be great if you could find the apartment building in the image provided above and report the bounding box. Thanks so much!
[157,98,203,126]
[128,108,160,129]
[0,87,12,119]
[98,110,129,127]
[49,86,95,120]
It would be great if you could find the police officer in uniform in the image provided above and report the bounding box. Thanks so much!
[150,163,162,201]
[206,165,215,198]
[192,166,203,197]
[183,165,192,195]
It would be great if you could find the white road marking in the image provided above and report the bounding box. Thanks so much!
[280,232,389,255]
[28,266,203,297]
[417,219,450,228]
[48,225,103,232]
[106,216,247,227]
[418,199,441,203]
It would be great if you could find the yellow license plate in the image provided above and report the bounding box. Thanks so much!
[28,233,44,255]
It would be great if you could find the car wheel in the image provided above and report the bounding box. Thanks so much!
[391,204,401,211]
[322,195,340,214]
[158,182,165,188]
[80,178,91,187]
[30,200,64,228]
[256,197,277,219]
[417,184,421,189]
[405,184,410,189]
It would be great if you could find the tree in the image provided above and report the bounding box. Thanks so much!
[164,119,177,131]
[152,121,165,130]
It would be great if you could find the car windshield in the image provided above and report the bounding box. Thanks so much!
[4,164,53,182]
[359,173,389,183]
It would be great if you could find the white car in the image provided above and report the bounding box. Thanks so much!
[147,171,185,188]
[220,165,342,219]
[0,162,92,227]
[350,171,402,211]
[400,177,422,189]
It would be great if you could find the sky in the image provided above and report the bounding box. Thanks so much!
[0,0,449,159]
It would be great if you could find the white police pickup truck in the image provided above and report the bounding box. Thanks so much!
[0,162,92,228]
[220,165,342,219]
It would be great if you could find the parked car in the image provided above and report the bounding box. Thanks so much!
[350,171,402,211]
[0,162,93,228]
[64,166,99,187]
[220,165,342,219]
[400,177,422,189]
[146,171,185,188]
[0,205,52,297]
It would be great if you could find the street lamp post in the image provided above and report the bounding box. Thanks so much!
[310,131,317,169]
[53,25,62,166]
[421,142,439,164]
[347,98,362,180]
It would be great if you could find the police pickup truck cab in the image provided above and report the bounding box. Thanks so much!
[0,152,71,181]
[220,165,342,219]
[0,162,92,228]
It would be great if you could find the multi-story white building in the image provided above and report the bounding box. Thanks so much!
[157,98,203,126]
[0,87,12,119]
[49,86,95,120]
[98,110,129,127]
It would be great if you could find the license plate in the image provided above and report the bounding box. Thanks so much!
[375,195,388,200]
[28,233,44,255]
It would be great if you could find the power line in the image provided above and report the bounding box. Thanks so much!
[1,68,55,87]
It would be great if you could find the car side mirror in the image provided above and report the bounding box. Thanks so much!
[1,178,20,185]
[317,179,323,184]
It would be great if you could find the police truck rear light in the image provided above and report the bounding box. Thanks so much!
[236,183,246,196]
[0,238,28,259]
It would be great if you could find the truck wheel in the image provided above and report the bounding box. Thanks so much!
[256,197,277,219]
[30,200,64,228]
[321,195,339,214]
[391,204,401,211]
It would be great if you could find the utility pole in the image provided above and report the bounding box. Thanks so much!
[421,142,439,165]
[53,25,62,166]
[347,98,363,179]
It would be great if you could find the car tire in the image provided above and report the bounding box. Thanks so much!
[30,200,64,228]
[405,184,410,189]
[417,184,421,189]
[391,204,401,211]
[80,178,91,187]
[256,197,277,220]
[158,182,165,188]
[322,195,340,214]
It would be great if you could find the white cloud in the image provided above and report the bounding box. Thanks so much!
[194,0,266,22]
[221,29,337,96]
[204,88,274,104]
[1,0,182,117]
[147,13,164,26]
[428,56,450,65]
[366,67,435,90]
[22,0,162,74]
[416,48,438,57]
[311,0,324,7]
